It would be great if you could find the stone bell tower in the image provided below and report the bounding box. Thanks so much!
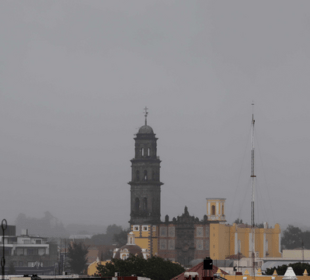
[129,108,163,225]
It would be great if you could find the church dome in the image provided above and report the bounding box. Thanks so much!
[113,244,143,259]
[137,125,154,134]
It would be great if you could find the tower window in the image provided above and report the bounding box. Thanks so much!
[222,205,224,215]
[136,170,140,181]
[144,170,148,180]
[148,148,150,156]
[135,198,140,212]
[141,148,144,156]
[152,170,155,180]
[211,205,215,215]
[143,197,147,211]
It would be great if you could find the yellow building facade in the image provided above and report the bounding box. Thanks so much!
[87,260,109,276]
[207,198,281,260]
[131,224,159,255]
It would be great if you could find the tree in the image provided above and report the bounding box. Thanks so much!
[90,224,125,245]
[282,225,303,249]
[8,262,16,274]
[113,229,130,247]
[97,255,185,280]
[67,242,88,274]
[234,219,243,224]
[255,223,264,228]
[15,212,66,237]
[265,262,310,276]
[106,224,123,236]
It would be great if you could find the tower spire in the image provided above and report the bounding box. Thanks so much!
[144,106,148,126]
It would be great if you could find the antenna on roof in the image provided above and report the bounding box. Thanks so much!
[251,102,256,277]
[144,106,148,126]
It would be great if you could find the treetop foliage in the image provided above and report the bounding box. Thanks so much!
[67,241,89,274]
[282,225,310,249]
[96,255,185,280]
[15,211,66,237]
[91,225,129,246]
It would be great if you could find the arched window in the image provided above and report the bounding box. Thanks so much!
[135,198,140,212]
[141,148,144,156]
[211,205,216,215]
[143,198,147,211]
[148,148,151,156]
[136,170,140,181]
[144,170,148,180]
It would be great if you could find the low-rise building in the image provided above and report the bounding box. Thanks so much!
[1,227,58,275]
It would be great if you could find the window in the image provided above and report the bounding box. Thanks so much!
[27,248,37,255]
[211,205,215,215]
[135,198,140,212]
[142,226,149,231]
[136,170,140,181]
[16,248,23,256]
[160,239,167,250]
[205,227,209,237]
[36,240,42,244]
[160,227,167,237]
[196,227,203,237]
[222,205,224,215]
[143,198,147,211]
[196,240,203,250]
[38,248,45,256]
[148,148,150,156]
[141,148,144,156]
[144,170,148,180]
[168,240,175,250]
[133,225,140,231]
[168,227,175,237]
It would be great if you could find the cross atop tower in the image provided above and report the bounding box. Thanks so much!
[144,106,148,125]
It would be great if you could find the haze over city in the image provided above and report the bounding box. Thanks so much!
[1,1,310,233]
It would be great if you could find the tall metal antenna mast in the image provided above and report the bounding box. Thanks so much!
[251,103,256,276]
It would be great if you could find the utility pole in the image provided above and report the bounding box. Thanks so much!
[302,239,304,264]
[251,103,256,277]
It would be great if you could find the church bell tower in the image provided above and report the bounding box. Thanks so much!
[129,108,163,225]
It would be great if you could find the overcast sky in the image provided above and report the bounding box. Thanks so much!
[1,1,310,231]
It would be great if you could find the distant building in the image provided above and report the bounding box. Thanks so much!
[283,249,310,260]
[1,226,57,275]
[208,219,281,260]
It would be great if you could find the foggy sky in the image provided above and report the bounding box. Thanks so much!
[1,1,310,231]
